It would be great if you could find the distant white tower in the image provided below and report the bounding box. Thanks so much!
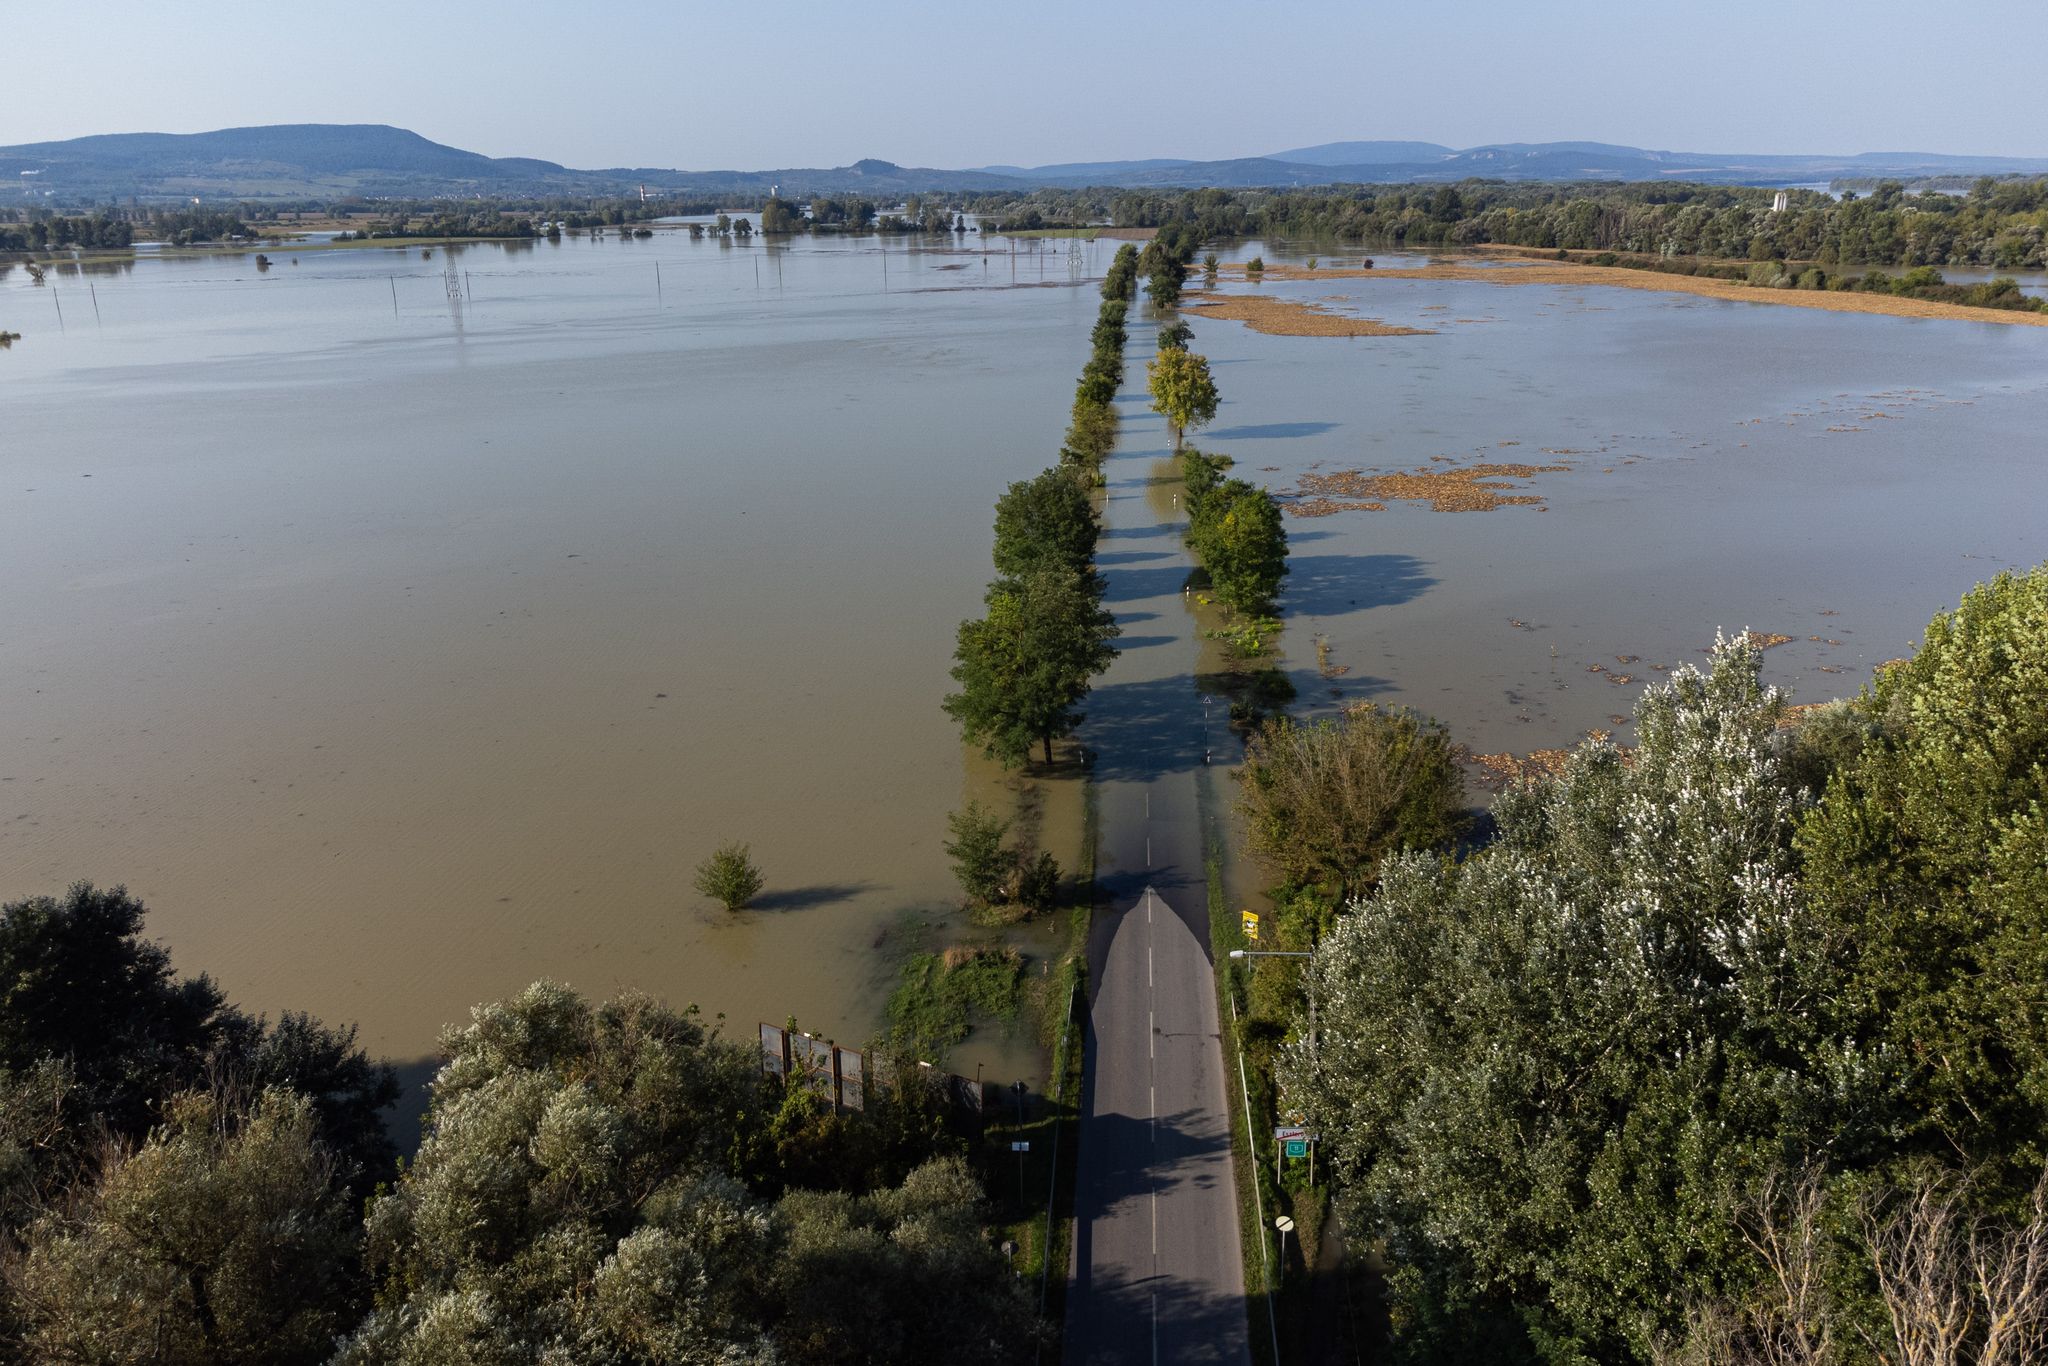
[1771,190,1790,213]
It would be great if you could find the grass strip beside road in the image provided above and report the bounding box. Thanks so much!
[1201,765,1282,1366]
[992,774,1095,1355]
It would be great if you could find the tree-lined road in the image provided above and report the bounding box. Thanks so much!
[1065,342,1250,1364]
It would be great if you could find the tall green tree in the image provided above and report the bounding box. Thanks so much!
[1798,564,2048,1181]
[337,982,774,1363]
[991,467,1100,581]
[943,566,1121,767]
[1279,637,1843,1362]
[0,883,398,1191]
[1188,480,1288,614]
[1146,347,1219,452]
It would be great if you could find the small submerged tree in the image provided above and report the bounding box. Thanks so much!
[943,802,1013,906]
[695,840,764,912]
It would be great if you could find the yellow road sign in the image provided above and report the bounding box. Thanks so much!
[1241,910,1260,941]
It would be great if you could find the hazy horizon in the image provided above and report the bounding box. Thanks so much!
[13,0,2045,171]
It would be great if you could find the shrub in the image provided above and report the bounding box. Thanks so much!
[694,841,764,911]
[943,802,1012,906]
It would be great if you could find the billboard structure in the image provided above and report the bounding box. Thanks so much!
[758,1023,991,1121]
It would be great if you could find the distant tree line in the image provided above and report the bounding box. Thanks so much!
[0,887,1045,1363]
[758,194,963,236]
[962,177,2048,269]
[0,212,133,251]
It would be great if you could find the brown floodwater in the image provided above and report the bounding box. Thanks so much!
[2,229,1102,1088]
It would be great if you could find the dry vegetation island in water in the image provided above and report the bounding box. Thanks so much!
[1211,253,2048,327]
[1180,290,1434,337]
[1290,462,1569,515]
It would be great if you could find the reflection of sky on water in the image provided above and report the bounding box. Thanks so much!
[1186,238,2048,760]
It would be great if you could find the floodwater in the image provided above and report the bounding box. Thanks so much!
[2,229,1103,1085]
[1181,241,2048,762]
[6,226,2044,1088]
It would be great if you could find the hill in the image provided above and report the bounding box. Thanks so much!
[6,124,2047,204]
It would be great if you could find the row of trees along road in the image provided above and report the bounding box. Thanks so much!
[0,887,1047,1363]
[946,252,1134,767]
[1262,564,2048,1364]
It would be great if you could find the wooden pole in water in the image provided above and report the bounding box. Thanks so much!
[390,276,398,317]
[464,270,472,300]
[655,261,662,303]
[89,280,101,322]
[754,256,759,288]
[52,286,64,331]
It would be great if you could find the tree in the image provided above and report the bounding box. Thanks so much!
[1147,346,1219,452]
[1062,396,1118,471]
[1236,704,1467,900]
[1188,480,1288,614]
[769,1156,1046,1365]
[337,981,1041,1365]
[1279,636,1840,1361]
[760,198,804,234]
[991,466,1099,581]
[0,883,397,1186]
[696,840,765,911]
[943,802,1013,906]
[338,982,774,1363]
[7,1088,360,1366]
[1156,318,1193,352]
[1798,564,2048,1179]
[943,566,1120,767]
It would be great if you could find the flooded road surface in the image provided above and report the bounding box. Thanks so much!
[1068,318,1250,1366]
[2,230,1107,1071]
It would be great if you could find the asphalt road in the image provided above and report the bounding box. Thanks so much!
[1065,363,1250,1365]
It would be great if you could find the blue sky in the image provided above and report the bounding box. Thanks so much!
[17,0,2045,167]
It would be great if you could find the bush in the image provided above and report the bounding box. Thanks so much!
[944,802,1012,906]
[1015,852,1060,914]
[694,841,764,911]
[1236,703,1467,898]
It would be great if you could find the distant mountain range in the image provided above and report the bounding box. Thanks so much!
[6,124,2047,203]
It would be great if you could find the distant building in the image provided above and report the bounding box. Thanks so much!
[1771,190,1790,213]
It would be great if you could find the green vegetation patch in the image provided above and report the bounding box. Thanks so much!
[885,945,1024,1059]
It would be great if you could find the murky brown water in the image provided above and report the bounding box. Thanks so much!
[3,230,1102,1081]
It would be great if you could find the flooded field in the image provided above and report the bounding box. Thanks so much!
[1,229,1103,1081]
[6,226,2044,1083]
[1176,242,2048,762]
